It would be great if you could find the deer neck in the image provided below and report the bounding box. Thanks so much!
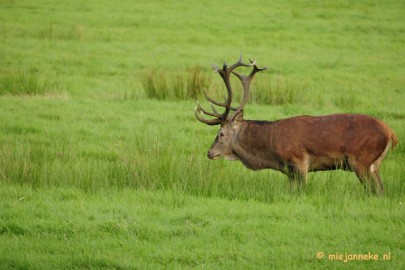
[230,121,276,170]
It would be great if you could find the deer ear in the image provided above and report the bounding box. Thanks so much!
[232,110,244,125]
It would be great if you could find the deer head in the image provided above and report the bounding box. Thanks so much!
[195,56,267,160]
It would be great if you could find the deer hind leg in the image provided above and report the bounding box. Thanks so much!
[350,140,391,195]
[368,140,391,195]
[352,164,375,193]
[349,156,374,192]
[370,167,384,195]
[354,167,383,195]
[354,166,375,193]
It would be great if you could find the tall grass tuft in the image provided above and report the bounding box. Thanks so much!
[186,65,212,100]
[173,73,186,100]
[251,75,304,105]
[141,67,305,105]
[0,69,58,96]
[142,69,176,100]
[141,66,212,101]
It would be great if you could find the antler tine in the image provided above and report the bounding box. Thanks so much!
[248,58,268,76]
[211,104,219,114]
[248,58,256,65]
[211,64,220,73]
[194,106,223,126]
[204,90,227,107]
[195,101,223,118]
[214,55,253,78]
[227,55,253,74]
[194,88,230,125]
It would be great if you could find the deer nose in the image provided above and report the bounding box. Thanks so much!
[207,151,218,160]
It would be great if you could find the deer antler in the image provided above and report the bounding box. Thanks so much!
[230,59,267,120]
[195,55,267,125]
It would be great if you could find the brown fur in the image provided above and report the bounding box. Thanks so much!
[208,112,397,194]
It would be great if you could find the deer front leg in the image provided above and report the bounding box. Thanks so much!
[286,158,309,193]
[286,169,308,193]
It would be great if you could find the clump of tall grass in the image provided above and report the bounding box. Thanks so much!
[141,66,212,100]
[186,65,212,99]
[141,67,304,105]
[141,69,168,100]
[250,75,304,105]
[0,69,58,96]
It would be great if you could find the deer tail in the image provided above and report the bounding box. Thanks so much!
[390,132,398,149]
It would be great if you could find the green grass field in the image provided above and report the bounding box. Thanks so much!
[1,0,404,269]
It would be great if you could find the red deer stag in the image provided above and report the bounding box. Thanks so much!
[195,56,398,194]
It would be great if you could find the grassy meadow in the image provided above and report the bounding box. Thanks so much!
[1,0,405,269]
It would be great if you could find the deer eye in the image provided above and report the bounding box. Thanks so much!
[219,132,225,137]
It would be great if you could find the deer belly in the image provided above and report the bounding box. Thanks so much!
[309,156,352,172]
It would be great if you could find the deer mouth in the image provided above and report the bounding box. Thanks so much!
[208,152,239,161]
[224,154,239,161]
[207,151,221,160]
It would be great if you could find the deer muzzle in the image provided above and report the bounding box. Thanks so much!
[207,150,220,160]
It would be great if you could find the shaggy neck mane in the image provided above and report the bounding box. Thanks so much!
[244,120,275,125]
[238,120,277,150]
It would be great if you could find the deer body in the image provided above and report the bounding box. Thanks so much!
[195,56,397,194]
[209,113,397,192]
